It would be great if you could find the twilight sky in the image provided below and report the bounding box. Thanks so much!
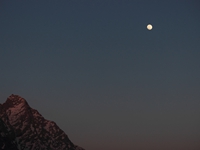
[0,0,200,150]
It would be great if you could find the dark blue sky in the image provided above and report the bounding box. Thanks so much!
[1,1,200,150]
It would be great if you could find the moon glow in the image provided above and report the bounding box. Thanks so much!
[147,24,153,30]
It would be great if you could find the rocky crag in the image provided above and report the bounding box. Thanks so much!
[0,94,85,150]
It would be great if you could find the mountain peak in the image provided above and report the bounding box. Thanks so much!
[0,95,85,150]
[6,94,28,105]
[1,94,31,125]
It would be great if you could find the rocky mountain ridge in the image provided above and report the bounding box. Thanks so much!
[0,94,85,150]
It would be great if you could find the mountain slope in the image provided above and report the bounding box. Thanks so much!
[0,117,19,150]
[0,94,85,150]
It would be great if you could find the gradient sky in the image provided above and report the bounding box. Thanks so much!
[0,1,200,150]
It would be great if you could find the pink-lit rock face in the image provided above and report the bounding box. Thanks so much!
[0,94,85,150]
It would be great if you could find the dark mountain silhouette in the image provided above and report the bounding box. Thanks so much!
[0,94,85,150]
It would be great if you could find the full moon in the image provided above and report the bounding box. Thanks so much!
[147,24,153,30]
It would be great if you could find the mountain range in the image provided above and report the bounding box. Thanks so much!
[0,94,85,150]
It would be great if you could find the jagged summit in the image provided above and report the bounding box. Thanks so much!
[0,94,85,150]
[7,94,27,103]
[2,94,29,111]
